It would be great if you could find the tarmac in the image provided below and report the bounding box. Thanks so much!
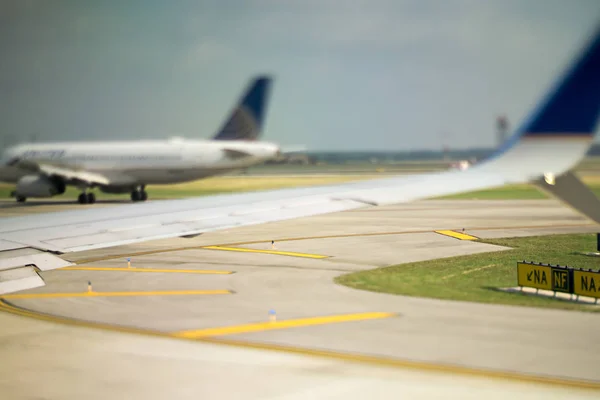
[1,199,599,399]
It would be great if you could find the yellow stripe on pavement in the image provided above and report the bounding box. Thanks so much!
[60,266,232,274]
[174,312,395,339]
[202,245,329,259]
[1,290,232,300]
[435,230,479,241]
[0,300,598,391]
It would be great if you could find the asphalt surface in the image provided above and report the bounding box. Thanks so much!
[1,199,599,399]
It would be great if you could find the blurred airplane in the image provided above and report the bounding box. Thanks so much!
[0,76,283,204]
[0,24,598,294]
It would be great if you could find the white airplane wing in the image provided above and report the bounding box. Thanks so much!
[0,25,598,293]
[10,159,110,186]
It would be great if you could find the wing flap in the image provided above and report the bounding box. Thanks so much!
[0,248,73,271]
[21,197,365,253]
[11,159,111,186]
[38,164,111,186]
[0,266,45,295]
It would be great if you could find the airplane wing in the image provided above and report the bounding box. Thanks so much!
[9,159,111,186]
[0,25,598,294]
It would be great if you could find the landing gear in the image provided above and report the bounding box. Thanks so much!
[131,186,148,202]
[131,190,140,202]
[10,190,25,203]
[77,192,96,204]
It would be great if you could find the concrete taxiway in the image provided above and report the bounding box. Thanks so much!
[1,199,599,399]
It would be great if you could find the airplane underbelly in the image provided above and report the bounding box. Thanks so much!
[125,168,218,184]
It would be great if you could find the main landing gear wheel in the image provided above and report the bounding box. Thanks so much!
[131,189,148,202]
[78,193,96,204]
[16,195,26,203]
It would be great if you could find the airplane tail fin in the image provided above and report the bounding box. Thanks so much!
[473,23,600,225]
[521,25,600,138]
[492,24,600,157]
[488,25,600,174]
[212,76,273,141]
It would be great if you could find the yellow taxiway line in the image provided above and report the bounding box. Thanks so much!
[174,312,395,339]
[0,289,232,300]
[60,266,233,274]
[435,230,479,240]
[202,245,329,259]
[72,223,592,263]
[0,301,598,391]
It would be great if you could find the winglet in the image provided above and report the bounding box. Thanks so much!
[520,24,600,138]
[485,24,600,165]
[212,76,273,141]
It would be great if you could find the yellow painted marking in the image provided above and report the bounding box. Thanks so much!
[435,230,479,240]
[60,266,232,275]
[174,312,395,339]
[1,289,231,300]
[202,245,329,259]
[72,223,593,263]
[0,302,599,390]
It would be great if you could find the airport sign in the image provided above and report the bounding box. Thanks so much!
[517,262,573,293]
[573,270,600,299]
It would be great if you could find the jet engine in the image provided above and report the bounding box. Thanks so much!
[15,175,66,198]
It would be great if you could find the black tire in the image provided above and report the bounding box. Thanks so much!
[87,193,96,204]
[78,193,88,204]
[131,190,141,202]
[140,190,148,201]
[16,195,26,203]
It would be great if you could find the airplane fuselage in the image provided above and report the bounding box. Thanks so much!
[0,75,279,203]
[0,139,280,187]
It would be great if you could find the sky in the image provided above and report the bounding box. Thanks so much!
[1,0,599,151]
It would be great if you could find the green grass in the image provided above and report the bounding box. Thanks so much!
[335,233,600,312]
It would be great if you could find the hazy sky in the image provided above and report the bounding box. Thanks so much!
[1,0,599,151]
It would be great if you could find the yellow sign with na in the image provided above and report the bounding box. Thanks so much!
[517,262,552,290]
[573,270,600,298]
